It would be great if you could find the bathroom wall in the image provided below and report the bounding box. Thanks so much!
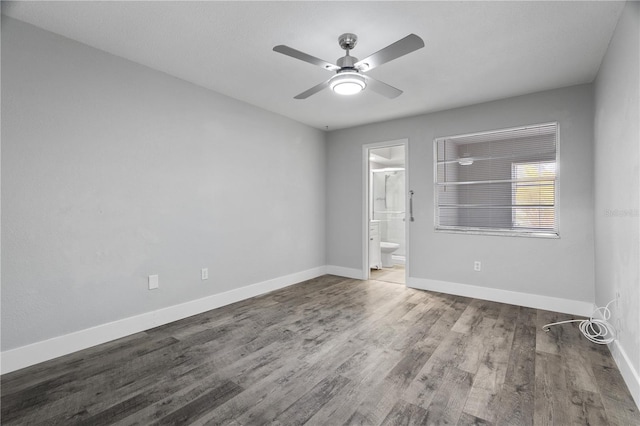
[2,17,326,354]
[370,145,406,260]
[370,144,406,259]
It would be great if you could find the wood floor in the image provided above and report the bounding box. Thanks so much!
[370,265,405,285]
[1,275,638,425]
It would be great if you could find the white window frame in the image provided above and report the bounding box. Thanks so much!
[433,122,560,238]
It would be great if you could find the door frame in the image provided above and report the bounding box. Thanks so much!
[362,139,409,280]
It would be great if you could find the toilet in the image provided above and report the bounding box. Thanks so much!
[380,242,400,268]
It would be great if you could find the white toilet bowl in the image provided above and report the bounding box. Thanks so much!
[380,242,400,268]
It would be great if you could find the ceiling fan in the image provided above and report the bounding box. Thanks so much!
[273,33,425,99]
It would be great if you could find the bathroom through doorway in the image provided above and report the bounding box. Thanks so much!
[364,141,408,285]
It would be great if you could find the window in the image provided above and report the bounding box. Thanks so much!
[512,161,556,230]
[434,122,558,237]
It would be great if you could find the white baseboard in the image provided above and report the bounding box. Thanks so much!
[326,265,365,280]
[391,255,406,265]
[609,339,640,409]
[0,266,327,375]
[406,277,595,317]
[591,310,640,410]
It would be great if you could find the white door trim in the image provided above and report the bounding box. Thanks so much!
[362,139,409,281]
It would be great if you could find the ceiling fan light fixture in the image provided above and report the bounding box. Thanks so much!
[274,33,424,99]
[329,72,366,96]
[458,153,474,166]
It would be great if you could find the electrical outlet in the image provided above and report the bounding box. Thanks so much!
[474,261,481,272]
[201,268,209,280]
[148,274,159,290]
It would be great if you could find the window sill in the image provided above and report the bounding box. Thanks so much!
[434,227,560,239]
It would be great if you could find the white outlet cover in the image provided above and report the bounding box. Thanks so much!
[201,268,209,280]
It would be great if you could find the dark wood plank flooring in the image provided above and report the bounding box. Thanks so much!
[1,275,638,425]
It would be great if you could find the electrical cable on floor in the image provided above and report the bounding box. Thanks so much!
[542,299,616,345]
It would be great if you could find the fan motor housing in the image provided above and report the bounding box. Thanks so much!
[338,33,358,51]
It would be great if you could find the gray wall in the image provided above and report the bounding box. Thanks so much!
[594,0,640,390]
[1,17,326,351]
[327,84,595,302]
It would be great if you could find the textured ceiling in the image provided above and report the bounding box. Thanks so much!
[1,1,625,130]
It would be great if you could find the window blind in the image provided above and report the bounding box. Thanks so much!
[434,122,558,236]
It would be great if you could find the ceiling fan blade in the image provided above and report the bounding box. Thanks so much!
[294,79,331,99]
[273,45,340,71]
[362,75,403,99]
[355,34,424,71]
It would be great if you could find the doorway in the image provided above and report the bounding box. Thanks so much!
[364,140,408,285]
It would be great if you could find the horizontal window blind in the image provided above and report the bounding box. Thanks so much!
[434,122,558,236]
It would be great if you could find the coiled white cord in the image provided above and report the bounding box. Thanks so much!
[542,300,616,345]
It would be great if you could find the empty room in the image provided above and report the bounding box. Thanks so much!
[1,1,639,425]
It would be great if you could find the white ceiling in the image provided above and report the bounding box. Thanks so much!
[2,1,625,131]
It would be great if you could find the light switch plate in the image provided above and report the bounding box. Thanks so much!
[148,274,159,290]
